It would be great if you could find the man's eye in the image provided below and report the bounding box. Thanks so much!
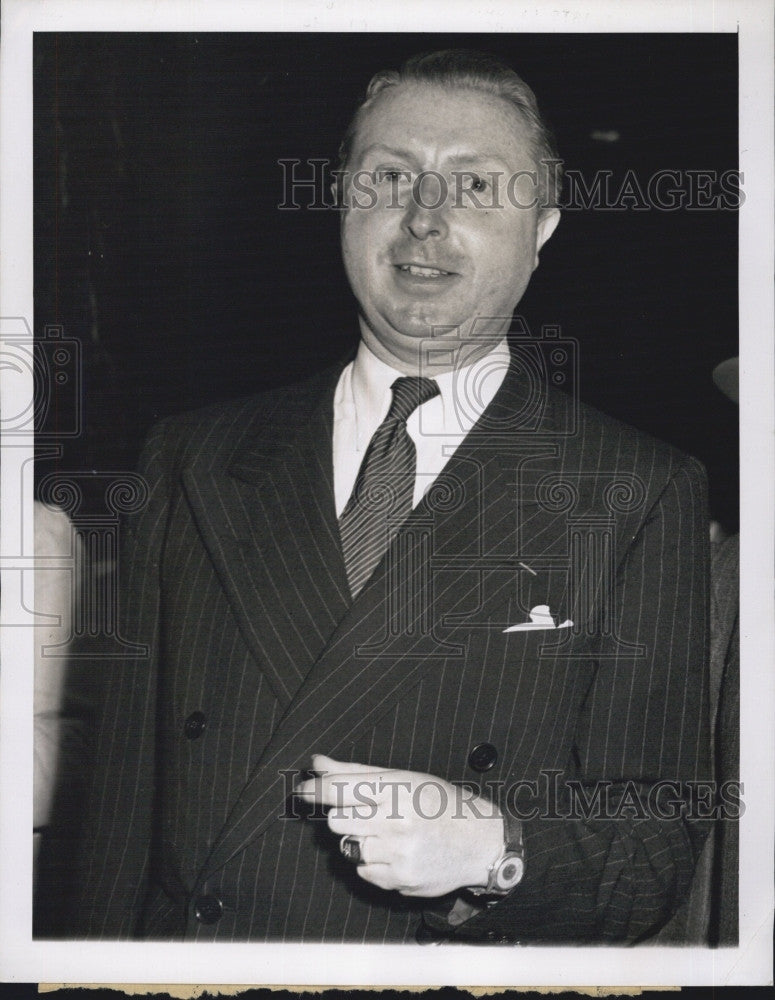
[377,169,409,184]
[462,173,488,193]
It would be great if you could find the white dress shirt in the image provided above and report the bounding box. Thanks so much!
[333,339,511,517]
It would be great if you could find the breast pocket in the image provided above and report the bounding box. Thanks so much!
[432,625,598,786]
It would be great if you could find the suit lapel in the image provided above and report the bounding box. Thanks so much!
[182,365,351,709]
[196,358,575,884]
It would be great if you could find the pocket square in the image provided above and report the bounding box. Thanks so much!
[503,604,573,633]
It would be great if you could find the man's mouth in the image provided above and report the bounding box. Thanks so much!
[396,263,453,279]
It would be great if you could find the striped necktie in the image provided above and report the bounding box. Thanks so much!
[339,375,440,599]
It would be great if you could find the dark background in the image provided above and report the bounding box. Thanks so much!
[34,32,739,530]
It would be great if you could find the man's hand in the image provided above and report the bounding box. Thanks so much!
[294,754,505,897]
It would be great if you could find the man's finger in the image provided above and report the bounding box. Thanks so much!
[356,864,405,891]
[337,835,393,867]
[352,838,395,867]
[294,773,387,806]
[326,808,386,837]
[311,753,385,774]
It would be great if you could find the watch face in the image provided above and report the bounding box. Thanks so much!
[495,854,525,890]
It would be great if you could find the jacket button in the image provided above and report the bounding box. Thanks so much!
[194,894,222,924]
[468,742,497,771]
[184,711,206,740]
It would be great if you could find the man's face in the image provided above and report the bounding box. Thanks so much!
[340,82,560,372]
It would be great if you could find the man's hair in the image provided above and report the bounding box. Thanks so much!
[336,49,563,209]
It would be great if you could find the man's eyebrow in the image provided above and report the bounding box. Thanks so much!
[446,152,513,170]
[357,144,416,162]
[355,144,513,171]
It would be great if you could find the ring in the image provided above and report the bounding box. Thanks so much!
[339,835,364,865]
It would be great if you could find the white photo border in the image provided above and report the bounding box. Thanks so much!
[1,0,772,988]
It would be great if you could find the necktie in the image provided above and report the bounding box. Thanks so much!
[339,375,440,599]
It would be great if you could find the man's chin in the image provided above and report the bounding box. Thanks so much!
[382,313,465,342]
[362,320,504,376]
[376,323,463,359]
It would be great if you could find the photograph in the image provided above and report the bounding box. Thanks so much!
[1,0,772,990]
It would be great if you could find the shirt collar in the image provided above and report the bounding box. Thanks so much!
[350,338,511,450]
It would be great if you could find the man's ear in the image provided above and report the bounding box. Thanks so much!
[332,174,349,211]
[533,208,560,267]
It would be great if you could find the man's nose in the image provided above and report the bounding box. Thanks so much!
[403,173,450,240]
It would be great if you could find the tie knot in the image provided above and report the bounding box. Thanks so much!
[386,376,440,424]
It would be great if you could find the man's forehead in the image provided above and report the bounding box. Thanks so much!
[350,82,532,164]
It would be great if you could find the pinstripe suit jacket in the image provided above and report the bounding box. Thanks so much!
[78,352,710,944]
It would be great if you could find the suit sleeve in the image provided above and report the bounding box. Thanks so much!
[456,455,711,943]
[74,421,173,938]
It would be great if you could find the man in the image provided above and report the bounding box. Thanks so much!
[77,50,710,944]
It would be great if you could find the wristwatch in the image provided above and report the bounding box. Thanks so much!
[468,818,525,897]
